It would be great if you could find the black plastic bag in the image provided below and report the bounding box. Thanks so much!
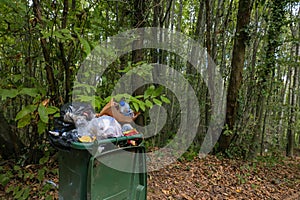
[49,102,95,148]
[53,117,75,133]
[48,129,79,150]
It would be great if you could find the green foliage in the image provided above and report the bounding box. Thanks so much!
[0,0,298,164]
[0,87,40,101]
[15,103,59,134]
[0,151,57,199]
[223,124,233,136]
[110,86,171,113]
[0,167,13,187]
[180,150,198,162]
[236,173,249,184]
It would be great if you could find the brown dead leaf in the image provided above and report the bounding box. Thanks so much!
[181,193,193,200]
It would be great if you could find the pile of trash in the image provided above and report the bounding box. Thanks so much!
[48,99,140,149]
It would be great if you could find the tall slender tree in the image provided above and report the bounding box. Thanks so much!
[217,0,253,153]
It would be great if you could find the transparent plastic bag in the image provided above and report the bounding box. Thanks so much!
[61,102,95,125]
[87,116,123,139]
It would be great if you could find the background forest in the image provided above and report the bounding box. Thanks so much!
[0,0,299,176]
[0,0,300,199]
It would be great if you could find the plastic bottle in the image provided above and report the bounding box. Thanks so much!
[119,100,133,117]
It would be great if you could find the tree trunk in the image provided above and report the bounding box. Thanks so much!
[0,112,24,160]
[286,65,297,157]
[131,0,146,126]
[217,0,252,153]
[32,0,58,102]
[59,0,72,103]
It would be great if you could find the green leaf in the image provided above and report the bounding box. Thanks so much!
[12,74,22,82]
[17,114,31,128]
[39,154,49,165]
[134,95,143,99]
[79,37,91,55]
[14,188,24,199]
[41,30,52,38]
[145,99,153,108]
[144,87,154,99]
[129,96,139,103]
[53,30,64,39]
[0,89,18,100]
[153,98,162,106]
[160,96,171,104]
[104,96,112,103]
[22,187,30,199]
[60,28,73,40]
[15,105,37,121]
[38,104,49,123]
[139,102,146,111]
[0,174,10,187]
[13,165,21,171]
[46,106,59,115]
[37,121,47,134]
[132,102,139,112]
[37,168,45,182]
[18,88,39,97]
[152,86,164,97]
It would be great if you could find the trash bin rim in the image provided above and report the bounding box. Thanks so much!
[70,134,144,150]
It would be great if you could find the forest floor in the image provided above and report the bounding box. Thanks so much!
[0,154,299,199]
[147,155,300,200]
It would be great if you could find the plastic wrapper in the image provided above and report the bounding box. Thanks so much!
[86,116,123,140]
[61,102,95,125]
[121,123,134,132]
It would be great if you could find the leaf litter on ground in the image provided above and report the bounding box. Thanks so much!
[147,155,300,200]
[0,154,299,199]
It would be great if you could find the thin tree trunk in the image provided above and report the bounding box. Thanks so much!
[286,64,297,157]
[32,0,57,102]
[204,0,213,138]
[131,0,146,126]
[211,0,223,62]
[219,0,233,84]
[177,0,183,31]
[217,0,252,153]
[59,0,72,103]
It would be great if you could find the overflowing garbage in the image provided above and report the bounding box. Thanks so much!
[48,98,140,149]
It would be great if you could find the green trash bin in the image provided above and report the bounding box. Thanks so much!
[58,134,147,200]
